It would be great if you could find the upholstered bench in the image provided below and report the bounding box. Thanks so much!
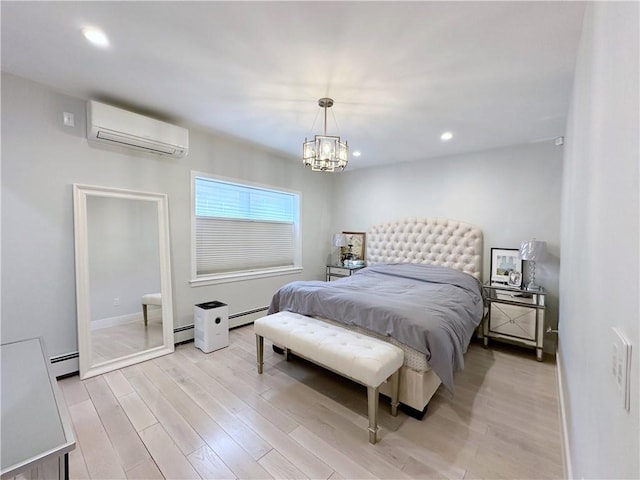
[141,293,161,326]
[254,311,404,444]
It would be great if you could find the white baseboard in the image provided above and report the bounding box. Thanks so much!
[230,308,267,328]
[556,351,574,479]
[91,309,161,331]
[174,306,268,343]
[50,353,79,378]
[91,312,140,330]
[174,328,194,344]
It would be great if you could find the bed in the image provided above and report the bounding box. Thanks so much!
[269,217,483,418]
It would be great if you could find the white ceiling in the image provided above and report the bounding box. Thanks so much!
[1,1,586,170]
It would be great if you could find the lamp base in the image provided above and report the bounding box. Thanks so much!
[526,282,542,291]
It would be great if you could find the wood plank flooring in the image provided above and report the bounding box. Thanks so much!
[91,318,164,364]
[51,325,563,479]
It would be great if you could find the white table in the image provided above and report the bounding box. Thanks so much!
[1,338,75,479]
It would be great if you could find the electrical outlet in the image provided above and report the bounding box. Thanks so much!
[612,328,632,411]
[113,297,120,307]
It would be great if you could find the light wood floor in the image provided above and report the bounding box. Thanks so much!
[92,316,164,364]
[52,325,563,479]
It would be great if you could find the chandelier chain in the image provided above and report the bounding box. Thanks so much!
[305,107,321,140]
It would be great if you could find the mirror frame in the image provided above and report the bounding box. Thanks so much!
[73,184,175,379]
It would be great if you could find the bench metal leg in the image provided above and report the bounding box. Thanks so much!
[367,385,379,444]
[142,304,148,326]
[256,334,264,374]
[284,347,291,361]
[389,370,400,417]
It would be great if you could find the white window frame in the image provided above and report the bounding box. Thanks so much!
[190,171,302,286]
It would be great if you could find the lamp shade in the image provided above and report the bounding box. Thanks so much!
[519,240,547,261]
[333,233,348,247]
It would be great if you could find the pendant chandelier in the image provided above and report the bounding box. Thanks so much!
[302,98,348,172]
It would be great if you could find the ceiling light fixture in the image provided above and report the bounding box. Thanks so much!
[303,98,348,172]
[352,151,362,157]
[82,27,109,48]
[440,131,453,141]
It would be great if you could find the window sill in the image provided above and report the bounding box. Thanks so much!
[190,266,303,287]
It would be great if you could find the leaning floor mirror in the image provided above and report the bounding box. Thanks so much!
[73,184,174,379]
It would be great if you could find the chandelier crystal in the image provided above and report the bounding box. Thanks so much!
[303,98,348,172]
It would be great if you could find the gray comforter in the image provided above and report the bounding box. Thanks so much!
[267,263,484,392]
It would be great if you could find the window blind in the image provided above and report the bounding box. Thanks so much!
[194,177,298,276]
[196,217,294,274]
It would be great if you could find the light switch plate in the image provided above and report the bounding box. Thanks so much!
[612,327,632,411]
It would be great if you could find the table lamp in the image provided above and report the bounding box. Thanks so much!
[332,233,348,264]
[519,239,547,291]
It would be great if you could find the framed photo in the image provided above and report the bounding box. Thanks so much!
[490,248,523,286]
[341,231,366,261]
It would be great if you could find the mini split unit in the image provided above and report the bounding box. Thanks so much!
[86,100,189,158]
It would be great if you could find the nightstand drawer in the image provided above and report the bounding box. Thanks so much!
[489,303,536,341]
[326,264,365,281]
[328,267,351,277]
[494,291,538,304]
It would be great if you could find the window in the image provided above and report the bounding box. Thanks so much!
[192,174,301,284]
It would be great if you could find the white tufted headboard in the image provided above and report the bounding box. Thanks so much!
[366,217,483,279]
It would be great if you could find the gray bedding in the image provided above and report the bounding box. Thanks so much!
[267,263,484,392]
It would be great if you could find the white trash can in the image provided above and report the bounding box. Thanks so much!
[194,301,229,353]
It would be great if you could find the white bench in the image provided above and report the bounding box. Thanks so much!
[254,311,404,444]
[141,293,161,326]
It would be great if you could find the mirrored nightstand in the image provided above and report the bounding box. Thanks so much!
[482,283,546,361]
[326,264,365,281]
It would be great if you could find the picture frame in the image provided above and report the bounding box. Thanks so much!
[341,231,366,262]
[490,247,523,286]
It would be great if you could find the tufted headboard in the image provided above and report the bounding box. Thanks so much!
[366,217,483,279]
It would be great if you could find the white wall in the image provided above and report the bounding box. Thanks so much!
[1,73,334,363]
[331,141,563,352]
[559,2,639,478]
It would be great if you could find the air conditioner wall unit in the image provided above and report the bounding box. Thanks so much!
[87,100,189,158]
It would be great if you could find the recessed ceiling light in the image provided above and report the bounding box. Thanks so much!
[352,151,361,157]
[440,131,453,141]
[82,27,109,48]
